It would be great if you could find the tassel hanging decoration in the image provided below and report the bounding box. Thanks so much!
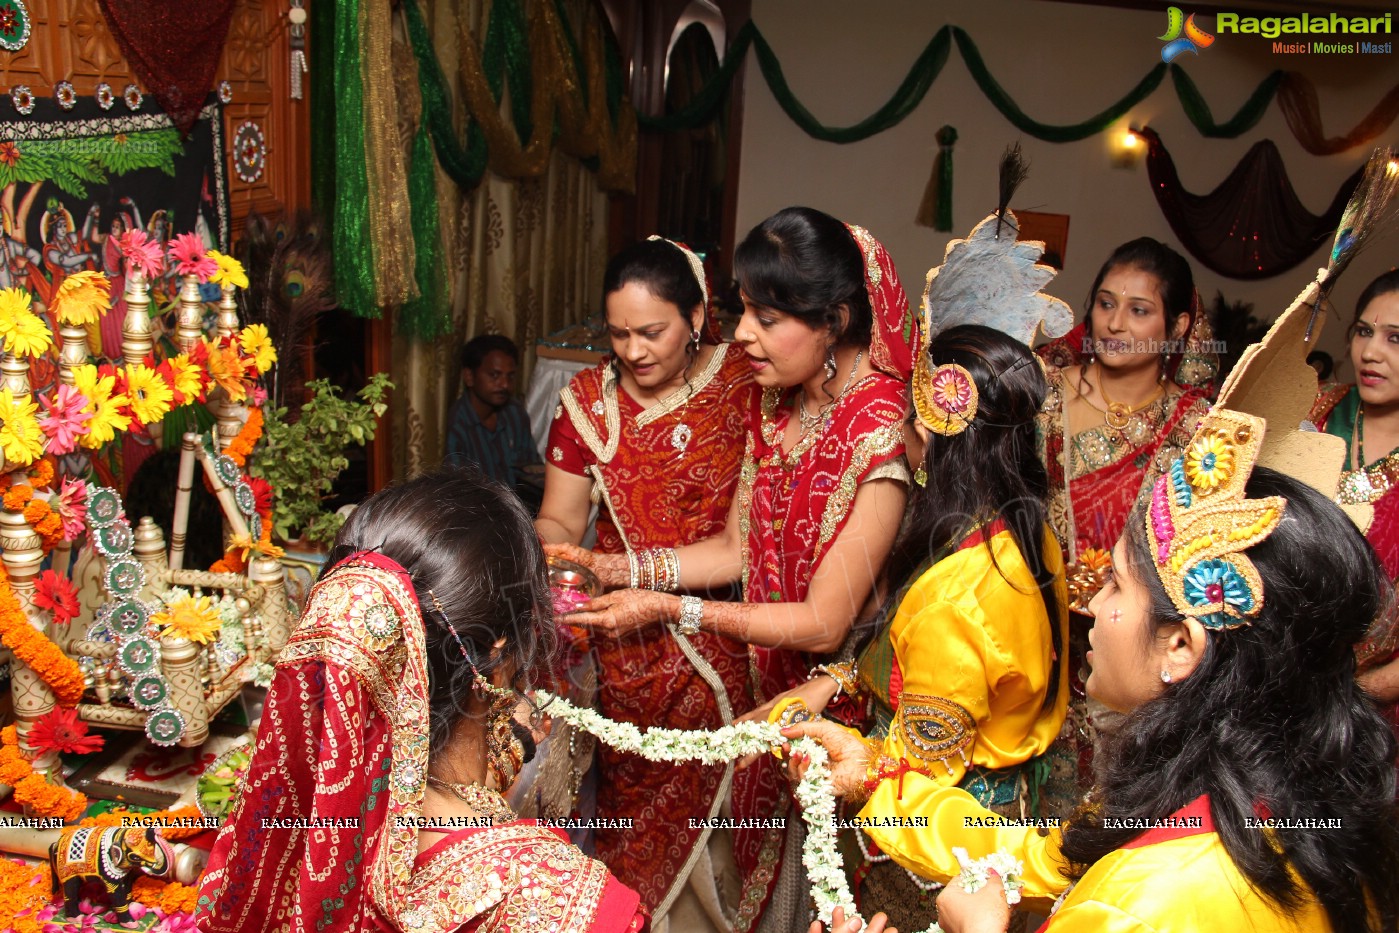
[916,125,958,232]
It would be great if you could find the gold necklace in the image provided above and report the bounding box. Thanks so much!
[797,350,864,432]
[425,775,517,824]
[1093,365,1165,430]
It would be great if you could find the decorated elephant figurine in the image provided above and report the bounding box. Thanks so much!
[49,825,175,921]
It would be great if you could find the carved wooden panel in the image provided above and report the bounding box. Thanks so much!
[0,0,309,241]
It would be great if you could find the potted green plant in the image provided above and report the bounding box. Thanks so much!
[248,373,392,548]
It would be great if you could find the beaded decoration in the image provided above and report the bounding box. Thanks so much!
[1145,408,1286,631]
[912,361,979,436]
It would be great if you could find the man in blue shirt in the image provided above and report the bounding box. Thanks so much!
[445,335,541,507]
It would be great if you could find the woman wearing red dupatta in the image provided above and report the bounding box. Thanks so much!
[1310,269,1399,742]
[1035,238,1215,797]
[534,237,758,922]
[559,208,914,933]
[196,470,646,933]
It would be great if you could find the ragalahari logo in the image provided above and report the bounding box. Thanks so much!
[1159,7,1215,62]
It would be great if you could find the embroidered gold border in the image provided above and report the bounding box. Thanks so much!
[817,420,903,546]
[894,692,976,772]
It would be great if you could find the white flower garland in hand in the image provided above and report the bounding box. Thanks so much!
[526,688,1026,932]
[531,689,860,925]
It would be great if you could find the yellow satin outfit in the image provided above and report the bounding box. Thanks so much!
[863,787,1331,932]
[856,524,1069,795]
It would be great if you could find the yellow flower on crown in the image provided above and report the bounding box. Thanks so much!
[0,287,52,358]
[207,250,249,289]
[1183,429,1235,491]
[0,388,43,466]
[50,271,113,326]
[153,594,221,644]
[124,363,173,425]
[239,323,277,374]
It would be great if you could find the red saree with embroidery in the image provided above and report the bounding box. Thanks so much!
[401,822,646,933]
[546,343,757,911]
[196,552,643,933]
[729,375,909,931]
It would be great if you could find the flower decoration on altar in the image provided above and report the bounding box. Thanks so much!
[49,269,112,326]
[27,706,102,755]
[152,593,221,645]
[53,476,87,541]
[159,352,209,405]
[207,249,249,289]
[117,228,165,279]
[0,723,87,821]
[169,232,218,282]
[72,363,132,448]
[125,361,174,425]
[0,286,52,357]
[239,323,277,373]
[0,387,42,464]
[38,384,92,456]
[34,569,79,626]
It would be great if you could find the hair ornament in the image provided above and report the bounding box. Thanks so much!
[647,235,709,311]
[914,361,979,435]
[1146,408,1287,631]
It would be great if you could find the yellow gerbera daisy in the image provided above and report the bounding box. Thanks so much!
[72,364,132,449]
[207,250,249,289]
[238,323,277,374]
[124,363,174,425]
[0,287,52,358]
[153,594,221,644]
[229,532,286,562]
[0,387,43,467]
[167,353,205,402]
[1184,430,1235,492]
[50,271,113,326]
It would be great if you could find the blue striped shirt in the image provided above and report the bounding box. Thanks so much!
[444,395,539,487]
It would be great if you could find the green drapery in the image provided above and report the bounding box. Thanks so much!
[636,21,1392,151]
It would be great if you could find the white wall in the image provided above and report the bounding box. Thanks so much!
[736,0,1399,373]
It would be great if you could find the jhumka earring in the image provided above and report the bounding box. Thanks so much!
[484,689,527,790]
[824,347,837,380]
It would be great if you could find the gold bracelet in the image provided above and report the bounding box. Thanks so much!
[814,660,860,698]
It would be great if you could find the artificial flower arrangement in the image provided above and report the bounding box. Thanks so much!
[0,234,277,820]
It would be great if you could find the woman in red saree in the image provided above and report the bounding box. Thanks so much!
[196,470,646,933]
[534,236,758,925]
[1310,269,1399,739]
[1036,237,1215,796]
[559,207,915,933]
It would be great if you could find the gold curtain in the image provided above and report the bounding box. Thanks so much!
[388,0,611,480]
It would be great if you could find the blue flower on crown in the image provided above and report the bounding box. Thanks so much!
[1182,558,1255,629]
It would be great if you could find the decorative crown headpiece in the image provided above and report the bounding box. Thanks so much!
[1146,408,1286,630]
[647,235,709,311]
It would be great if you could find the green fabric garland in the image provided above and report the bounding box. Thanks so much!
[400,122,451,339]
[403,0,489,190]
[329,0,377,318]
[1171,67,1283,138]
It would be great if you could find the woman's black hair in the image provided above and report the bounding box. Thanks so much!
[321,466,557,756]
[733,206,872,348]
[1352,268,1399,326]
[1060,467,1399,931]
[601,238,705,325]
[878,324,1063,708]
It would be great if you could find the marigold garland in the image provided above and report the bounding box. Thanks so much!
[0,726,87,821]
[0,856,53,933]
[222,407,264,467]
[132,876,201,914]
[0,577,84,705]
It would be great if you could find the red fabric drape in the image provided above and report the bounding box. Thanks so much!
[98,0,237,136]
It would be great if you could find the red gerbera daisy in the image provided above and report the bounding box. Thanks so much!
[28,707,104,756]
[247,476,273,521]
[34,569,80,626]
